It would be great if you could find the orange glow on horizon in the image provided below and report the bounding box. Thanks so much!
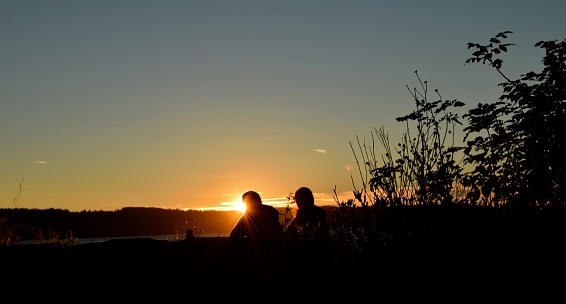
[186,202,246,212]
[213,197,247,212]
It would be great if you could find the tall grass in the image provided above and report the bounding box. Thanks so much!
[331,72,470,251]
[1,180,25,245]
[1,180,78,247]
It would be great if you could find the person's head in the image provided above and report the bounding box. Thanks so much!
[242,190,262,210]
[294,187,315,209]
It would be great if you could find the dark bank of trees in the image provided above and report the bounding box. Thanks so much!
[0,206,337,241]
[331,31,566,252]
[0,207,244,240]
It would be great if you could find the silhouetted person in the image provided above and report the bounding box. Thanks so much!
[229,190,283,257]
[284,187,330,242]
[185,229,196,241]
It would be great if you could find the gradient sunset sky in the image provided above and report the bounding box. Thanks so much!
[2,1,565,211]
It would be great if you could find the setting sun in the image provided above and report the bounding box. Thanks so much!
[217,200,246,212]
[233,201,246,212]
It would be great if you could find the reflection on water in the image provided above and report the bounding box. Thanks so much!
[17,233,229,245]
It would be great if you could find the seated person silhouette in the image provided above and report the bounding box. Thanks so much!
[229,190,283,255]
[284,187,330,242]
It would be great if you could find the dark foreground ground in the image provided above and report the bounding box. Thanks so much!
[1,234,565,303]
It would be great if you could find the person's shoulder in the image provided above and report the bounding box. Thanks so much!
[269,205,279,214]
[260,204,279,213]
[313,205,328,216]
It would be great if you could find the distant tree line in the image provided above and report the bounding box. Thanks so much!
[0,207,242,239]
[0,206,336,240]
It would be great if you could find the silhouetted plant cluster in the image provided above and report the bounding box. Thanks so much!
[463,32,566,208]
[0,216,20,246]
[1,214,78,246]
[331,71,467,251]
[332,31,566,252]
[279,192,296,230]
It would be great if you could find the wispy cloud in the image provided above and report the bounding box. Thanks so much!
[262,196,291,207]
[219,201,243,208]
[33,160,47,164]
[312,149,327,154]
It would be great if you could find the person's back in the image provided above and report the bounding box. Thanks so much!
[229,191,283,255]
[284,187,330,242]
[230,204,281,241]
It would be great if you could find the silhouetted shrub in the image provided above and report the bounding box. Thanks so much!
[332,31,566,252]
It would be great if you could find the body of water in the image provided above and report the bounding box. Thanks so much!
[16,233,229,245]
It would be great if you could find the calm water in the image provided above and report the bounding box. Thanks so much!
[17,233,229,245]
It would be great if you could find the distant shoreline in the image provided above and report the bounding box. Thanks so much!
[15,232,230,245]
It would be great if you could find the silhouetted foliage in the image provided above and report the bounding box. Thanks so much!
[331,71,467,251]
[463,31,566,208]
[332,31,566,252]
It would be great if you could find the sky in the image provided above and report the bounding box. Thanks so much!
[1,0,565,212]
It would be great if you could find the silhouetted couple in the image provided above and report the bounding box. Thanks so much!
[228,187,330,257]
